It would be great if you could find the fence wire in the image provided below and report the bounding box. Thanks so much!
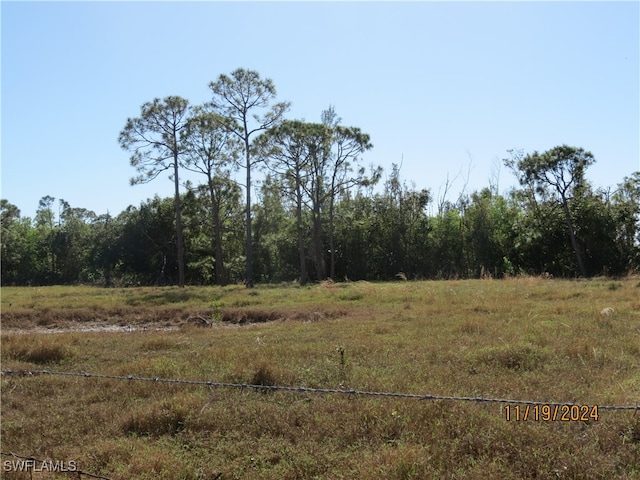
[2,368,638,411]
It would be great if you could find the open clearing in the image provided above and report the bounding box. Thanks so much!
[1,278,640,479]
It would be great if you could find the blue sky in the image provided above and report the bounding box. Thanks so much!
[2,1,639,219]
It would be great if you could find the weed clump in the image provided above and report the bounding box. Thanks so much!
[122,398,189,437]
[2,335,72,364]
[338,291,364,301]
[140,336,176,351]
[470,344,547,371]
[251,363,278,387]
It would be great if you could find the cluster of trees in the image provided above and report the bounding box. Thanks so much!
[2,69,639,287]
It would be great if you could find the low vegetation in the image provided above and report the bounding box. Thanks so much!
[2,277,640,479]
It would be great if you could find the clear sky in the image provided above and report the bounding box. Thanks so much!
[2,1,639,219]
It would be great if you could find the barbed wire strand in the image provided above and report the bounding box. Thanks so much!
[2,369,638,411]
[0,451,111,480]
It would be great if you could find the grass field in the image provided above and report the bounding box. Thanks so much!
[1,278,640,479]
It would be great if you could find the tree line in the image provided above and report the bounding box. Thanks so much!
[2,68,639,287]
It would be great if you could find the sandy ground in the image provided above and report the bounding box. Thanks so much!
[1,323,182,335]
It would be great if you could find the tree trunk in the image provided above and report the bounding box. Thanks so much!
[173,159,185,287]
[213,215,225,286]
[295,175,307,285]
[209,181,225,286]
[561,197,587,277]
[103,267,112,288]
[244,139,254,288]
[312,199,325,281]
[328,198,336,280]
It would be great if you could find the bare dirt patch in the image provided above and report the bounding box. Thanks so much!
[1,306,345,334]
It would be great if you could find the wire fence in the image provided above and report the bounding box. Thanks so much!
[2,368,637,479]
[2,368,639,411]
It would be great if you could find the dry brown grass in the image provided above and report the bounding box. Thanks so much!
[2,335,74,364]
[1,278,639,479]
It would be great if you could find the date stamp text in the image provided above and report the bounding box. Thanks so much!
[504,404,599,422]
